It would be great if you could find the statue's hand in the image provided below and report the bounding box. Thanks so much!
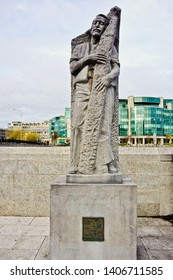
[87,53,107,64]
[94,75,112,91]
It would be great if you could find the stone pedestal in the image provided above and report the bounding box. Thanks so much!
[50,176,137,260]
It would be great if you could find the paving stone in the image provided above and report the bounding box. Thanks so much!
[0,235,20,249]
[0,216,34,225]
[0,225,26,235]
[137,245,150,260]
[147,249,173,260]
[0,249,12,259]
[4,249,38,260]
[141,236,173,250]
[30,217,50,226]
[35,236,50,260]
[0,225,49,236]
[137,217,172,227]
[13,235,45,250]
[137,226,163,237]
[0,216,172,260]
[158,226,173,236]
[23,225,49,236]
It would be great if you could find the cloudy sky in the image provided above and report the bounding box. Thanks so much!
[0,0,173,128]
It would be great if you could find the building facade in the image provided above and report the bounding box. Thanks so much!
[49,107,71,145]
[0,128,6,140]
[8,121,49,142]
[119,96,173,145]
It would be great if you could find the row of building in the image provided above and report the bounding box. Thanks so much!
[1,97,173,145]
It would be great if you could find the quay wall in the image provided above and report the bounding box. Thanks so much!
[0,146,172,217]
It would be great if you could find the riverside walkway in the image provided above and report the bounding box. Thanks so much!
[0,216,173,260]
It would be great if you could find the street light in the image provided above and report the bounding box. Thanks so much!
[13,108,22,141]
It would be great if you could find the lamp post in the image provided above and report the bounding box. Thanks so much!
[13,108,22,141]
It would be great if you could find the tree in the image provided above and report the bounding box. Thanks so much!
[6,129,23,140]
[26,132,40,142]
[51,131,58,145]
[166,134,172,144]
[6,129,40,142]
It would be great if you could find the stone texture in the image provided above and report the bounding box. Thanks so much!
[0,235,20,249]
[30,217,50,226]
[0,216,34,225]
[66,173,123,184]
[147,249,173,260]
[50,177,137,260]
[13,235,45,250]
[35,236,50,260]
[0,225,49,236]
[0,146,173,216]
[0,216,172,260]
[70,8,121,175]
[141,236,173,250]
[137,227,162,237]
[1,249,38,260]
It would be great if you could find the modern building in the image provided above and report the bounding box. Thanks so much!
[7,121,49,142]
[49,107,71,145]
[119,96,173,145]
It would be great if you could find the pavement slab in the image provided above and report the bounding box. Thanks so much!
[137,226,163,237]
[30,217,50,226]
[0,216,172,260]
[0,216,34,225]
[147,249,173,260]
[13,235,45,250]
[0,235,20,249]
[141,236,173,250]
[35,236,50,260]
[0,225,49,236]
[2,249,38,260]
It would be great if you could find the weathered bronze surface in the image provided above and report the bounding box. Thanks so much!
[82,217,104,241]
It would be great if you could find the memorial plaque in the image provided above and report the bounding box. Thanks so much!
[82,217,104,241]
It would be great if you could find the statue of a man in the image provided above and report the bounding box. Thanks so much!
[69,9,121,175]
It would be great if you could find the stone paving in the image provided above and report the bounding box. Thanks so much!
[0,216,172,260]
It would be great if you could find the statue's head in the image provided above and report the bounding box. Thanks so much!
[91,14,110,38]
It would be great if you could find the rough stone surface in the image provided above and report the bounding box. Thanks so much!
[70,7,121,175]
[0,146,172,216]
[50,176,137,260]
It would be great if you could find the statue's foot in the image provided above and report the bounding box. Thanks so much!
[68,166,78,174]
[107,161,117,174]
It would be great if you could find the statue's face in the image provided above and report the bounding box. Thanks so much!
[91,16,107,38]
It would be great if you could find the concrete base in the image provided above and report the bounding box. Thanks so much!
[66,173,123,184]
[50,176,137,260]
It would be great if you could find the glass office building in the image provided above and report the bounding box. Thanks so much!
[49,107,71,144]
[119,96,173,145]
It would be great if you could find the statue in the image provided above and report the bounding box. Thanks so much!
[69,7,121,175]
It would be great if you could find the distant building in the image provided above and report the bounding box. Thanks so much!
[0,128,6,140]
[49,107,71,145]
[119,96,173,145]
[8,121,49,142]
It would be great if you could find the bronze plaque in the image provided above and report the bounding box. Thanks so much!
[82,217,104,241]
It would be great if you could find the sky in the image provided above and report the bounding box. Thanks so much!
[0,0,173,128]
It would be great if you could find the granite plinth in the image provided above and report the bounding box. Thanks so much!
[66,173,123,184]
[50,176,137,260]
